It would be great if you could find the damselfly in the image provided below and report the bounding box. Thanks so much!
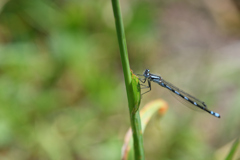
[137,69,220,118]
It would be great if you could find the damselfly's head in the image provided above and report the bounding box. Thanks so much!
[143,69,150,78]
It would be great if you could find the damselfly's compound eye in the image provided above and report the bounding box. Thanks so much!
[146,69,150,75]
[144,69,150,76]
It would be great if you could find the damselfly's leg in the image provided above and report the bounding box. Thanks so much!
[138,77,148,89]
[138,77,147,83]
[135,73,144,77]
[141,80,151,95]
[140,84,149,88]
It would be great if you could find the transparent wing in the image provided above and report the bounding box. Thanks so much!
[160,79,207,112]
[169,90,204,112]
[152,78,220,118]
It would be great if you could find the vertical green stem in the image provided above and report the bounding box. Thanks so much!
[111,0,145,159]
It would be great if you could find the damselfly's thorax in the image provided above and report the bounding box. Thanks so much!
[143,69,162,82]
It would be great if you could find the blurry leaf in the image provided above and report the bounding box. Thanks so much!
[0,0,9,13]
[121,99,168,160]
[225,138,239,160]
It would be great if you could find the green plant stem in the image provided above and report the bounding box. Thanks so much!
[111,0,144,159]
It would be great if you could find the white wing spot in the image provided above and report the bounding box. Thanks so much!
[184,97,188,100]
[194,102,197,105]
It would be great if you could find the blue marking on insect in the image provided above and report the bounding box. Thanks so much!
[166,85,171,90]
[214,113,220,117]
[194,102,197,105]
[175,91,180,95]
[184,97,188,100]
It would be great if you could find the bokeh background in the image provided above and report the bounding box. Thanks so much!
[0,0,240,159]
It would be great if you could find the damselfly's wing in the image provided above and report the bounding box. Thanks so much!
[169,90,204,112]
[160,79,207,112]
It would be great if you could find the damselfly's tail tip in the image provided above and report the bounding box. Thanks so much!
[211,111,221,118]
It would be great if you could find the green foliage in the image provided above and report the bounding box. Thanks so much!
[0,0,239,160]
[225,139,239,160]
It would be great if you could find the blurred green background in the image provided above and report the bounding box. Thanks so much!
[0,0,240,159]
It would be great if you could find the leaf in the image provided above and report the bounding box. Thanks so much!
[225,138,239,160]
[121,99,168,160]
